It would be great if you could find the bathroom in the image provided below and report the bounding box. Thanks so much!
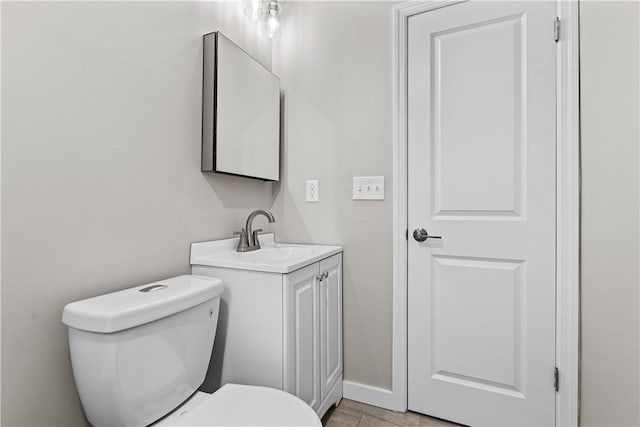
[1,1,638,426]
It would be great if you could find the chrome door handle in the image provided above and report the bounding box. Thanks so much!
[413,228,441,242]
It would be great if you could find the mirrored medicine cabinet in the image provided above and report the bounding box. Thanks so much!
[202,31,280,181]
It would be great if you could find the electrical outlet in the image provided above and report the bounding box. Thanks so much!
[306,180,319,202]
[353,176,385,200]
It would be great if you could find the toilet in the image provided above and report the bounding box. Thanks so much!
[62,275,321,427]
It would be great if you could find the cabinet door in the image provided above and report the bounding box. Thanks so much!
[284,262,320,410]
[320,253,343,400]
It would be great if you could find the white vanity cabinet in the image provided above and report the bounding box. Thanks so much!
[285,254,343,416]
[190,236,342,418]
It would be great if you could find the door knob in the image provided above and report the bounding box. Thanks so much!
[413,228,442,242]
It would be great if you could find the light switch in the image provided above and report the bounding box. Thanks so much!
[306,180,319,202]
[353,176,384,200]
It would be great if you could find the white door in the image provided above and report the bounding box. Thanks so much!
[407,2,557,426]
[320,254,343,400]
[286,263,320,410]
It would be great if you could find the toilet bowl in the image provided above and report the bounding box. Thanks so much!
[62,275,321,427]
[156,385,319,426]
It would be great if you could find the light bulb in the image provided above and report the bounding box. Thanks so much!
[243,0,262,20]
[261,1,281,38]
[263,14,280,38]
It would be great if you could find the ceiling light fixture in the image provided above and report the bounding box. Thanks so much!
[262,1,281,38]
[242,0,282,38]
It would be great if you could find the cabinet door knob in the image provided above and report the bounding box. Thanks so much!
[316,275,323,281]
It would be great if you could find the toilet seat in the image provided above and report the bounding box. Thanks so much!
[156,384,322,426]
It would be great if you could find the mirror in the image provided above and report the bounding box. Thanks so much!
[202,31,280,181]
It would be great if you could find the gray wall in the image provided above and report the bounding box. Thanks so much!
[271,1,396,389]
[2,1,640,426]
[580,2,640,426]
[1,2,275,426]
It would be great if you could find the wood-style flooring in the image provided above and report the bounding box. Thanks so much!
[322,399,462,427]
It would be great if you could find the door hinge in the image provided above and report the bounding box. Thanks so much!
[554,367,560,392]
[554,17,561,42]
[406,228,409,240]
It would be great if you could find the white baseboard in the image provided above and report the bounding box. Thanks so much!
[342,380,397,411]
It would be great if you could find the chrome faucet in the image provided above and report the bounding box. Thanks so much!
[233,209,276,252]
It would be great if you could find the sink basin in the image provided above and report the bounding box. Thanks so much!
[190,234,342,273]
[243,246,317,262]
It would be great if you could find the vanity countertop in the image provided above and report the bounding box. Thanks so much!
[190,233,342,274]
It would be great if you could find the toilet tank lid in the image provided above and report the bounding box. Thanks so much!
[62,275,224,333]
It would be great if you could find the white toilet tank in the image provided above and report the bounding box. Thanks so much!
[62,275,224,427]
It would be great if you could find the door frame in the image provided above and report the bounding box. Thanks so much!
[391,1,580,425]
